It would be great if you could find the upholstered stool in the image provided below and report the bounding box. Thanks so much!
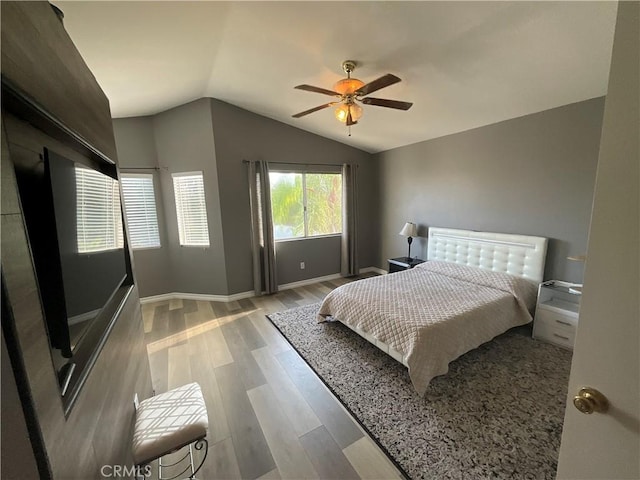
[133,382,209,480]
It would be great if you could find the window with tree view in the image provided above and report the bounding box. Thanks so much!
[269,171,342,240]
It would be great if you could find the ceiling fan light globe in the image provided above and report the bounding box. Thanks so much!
[335,103,363,123]
[349,103,363,121]
[334,104,349,123]
[334,77,364,95]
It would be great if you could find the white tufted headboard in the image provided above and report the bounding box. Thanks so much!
[427,228,548,284]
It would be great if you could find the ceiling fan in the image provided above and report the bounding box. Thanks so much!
[292,60,413,133]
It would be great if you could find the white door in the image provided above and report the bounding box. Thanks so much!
[556,2,639,478]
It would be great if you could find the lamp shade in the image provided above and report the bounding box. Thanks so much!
[399,222,417,237]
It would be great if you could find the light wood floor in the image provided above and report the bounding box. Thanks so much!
[141,275,404,480]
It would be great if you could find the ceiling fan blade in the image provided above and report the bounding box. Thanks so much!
[354,74,401,96]
[294,84,341,97]
[292,102,337,118]
[361,97,413,110]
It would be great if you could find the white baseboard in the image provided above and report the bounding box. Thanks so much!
[278,273,342,291]
[360,266,388,275]
[139,266,384,304]
[140,290,255,304]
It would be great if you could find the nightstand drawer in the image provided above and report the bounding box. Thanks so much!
[533,319,576,349]
[534,280,580,350]
[535,308,578,330]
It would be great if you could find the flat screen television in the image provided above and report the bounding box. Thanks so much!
[14,146,130,400]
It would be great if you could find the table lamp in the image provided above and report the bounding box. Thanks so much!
[399,222,418,260]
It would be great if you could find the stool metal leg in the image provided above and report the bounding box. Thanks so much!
[157,450,190,479]
[190,438,208,479]
[154,437,208,480]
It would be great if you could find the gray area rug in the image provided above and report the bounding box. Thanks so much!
[267,303,572,480]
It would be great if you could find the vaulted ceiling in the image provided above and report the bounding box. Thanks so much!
[55,1,617,153]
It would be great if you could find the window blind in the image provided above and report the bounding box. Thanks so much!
[172,172,210,247]
[121,174,161,249]
[75,166,124,253]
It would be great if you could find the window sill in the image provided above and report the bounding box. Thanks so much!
[275,234,342,243]
[131,245,162,252]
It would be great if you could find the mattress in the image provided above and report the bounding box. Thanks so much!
[317,261,537,395]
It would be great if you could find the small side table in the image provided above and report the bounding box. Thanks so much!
[388,257,425,273]
[533,280,580,350]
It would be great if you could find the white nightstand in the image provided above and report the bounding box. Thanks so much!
[533,280,580,350]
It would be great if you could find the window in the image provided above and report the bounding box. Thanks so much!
[75,165,124,253]
[172,172,210,247]
[121,174,161,249]
[269,171,342,240]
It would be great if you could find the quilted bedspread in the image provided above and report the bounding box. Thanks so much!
[317,261,537,395]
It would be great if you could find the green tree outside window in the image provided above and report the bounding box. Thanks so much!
[269,172,342,240]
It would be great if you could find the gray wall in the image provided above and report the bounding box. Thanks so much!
[115,100,230,297]
[115,95,603,294]
[208,99,377,290]
[275,236,342,285]
[375,97,605,283]
[113,98,378,296]
[152,99,229,295]
[113,116,173,297]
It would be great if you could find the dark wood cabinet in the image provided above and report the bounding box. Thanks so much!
[388,257,426,273]
[1,3,152,478]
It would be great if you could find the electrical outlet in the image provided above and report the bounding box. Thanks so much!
[300,261,305,270]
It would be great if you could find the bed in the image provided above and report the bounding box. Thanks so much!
[317,227,548,395]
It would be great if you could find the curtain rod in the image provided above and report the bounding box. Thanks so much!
[120,167,162,171]
[242,159,357,168]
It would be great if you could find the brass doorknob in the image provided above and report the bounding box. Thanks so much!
[573,387,609,414]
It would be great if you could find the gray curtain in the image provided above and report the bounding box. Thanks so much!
[341,163,359,276]
[248,160,278,295]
